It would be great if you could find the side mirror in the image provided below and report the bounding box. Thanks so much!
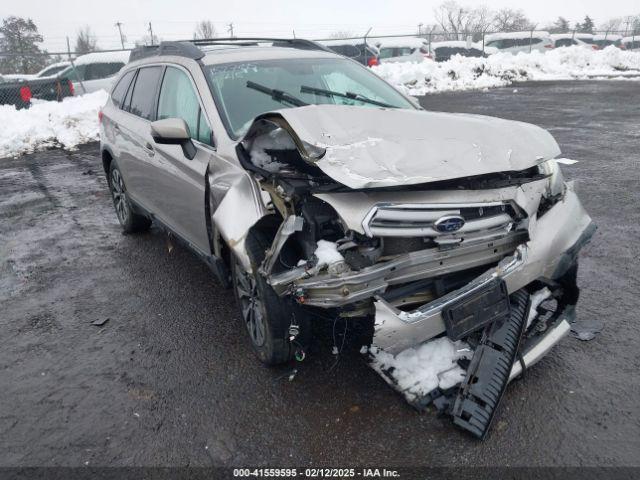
[150,118,196,160]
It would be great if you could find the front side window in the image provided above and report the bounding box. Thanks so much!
[379,48,396,59]
[205,57,414,138]
[128,66,162,120]
[157,67,212,145]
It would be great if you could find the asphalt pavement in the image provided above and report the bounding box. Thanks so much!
[1,80,639,468]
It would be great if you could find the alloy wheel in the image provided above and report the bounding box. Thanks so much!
[234,263,267,347]
[110,168,129,225]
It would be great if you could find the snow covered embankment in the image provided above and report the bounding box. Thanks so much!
[0,90,107,159]
[373,46,640,95]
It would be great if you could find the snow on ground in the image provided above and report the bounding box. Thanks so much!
[366,337,472,402]
[0,90,107,158]
[373,46,640,95]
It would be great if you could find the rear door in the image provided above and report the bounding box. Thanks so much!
[145,65,213,254]
[115,65,164,212]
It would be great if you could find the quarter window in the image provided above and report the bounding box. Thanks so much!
[128,66,163,120]
[111,70,135,108]
[157,67,212,145]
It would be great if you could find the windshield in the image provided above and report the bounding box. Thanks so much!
[203,57,415,138]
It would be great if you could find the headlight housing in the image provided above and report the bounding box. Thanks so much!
[538,158,565,199]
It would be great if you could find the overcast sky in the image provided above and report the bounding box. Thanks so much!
[2,0,638,51]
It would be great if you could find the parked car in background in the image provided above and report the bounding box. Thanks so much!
[373,37,431,63]
[550,33,593,49]
[621,36,640,51]
[58,51,130,94]
[0,74,73,108]
[2,61,72,82]
[485,31,553,54]
[319,39,380,66]
[593,34,623,49]
[429,41,487,62]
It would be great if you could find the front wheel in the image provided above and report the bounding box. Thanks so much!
[231,223,310,365]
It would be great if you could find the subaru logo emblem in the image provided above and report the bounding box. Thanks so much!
[434,215,465,233]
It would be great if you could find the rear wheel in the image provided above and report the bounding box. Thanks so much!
[108,161,151,233]
[231,223,310,365]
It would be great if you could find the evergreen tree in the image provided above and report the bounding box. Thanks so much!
[0,16,47,74]
[580,16,595,34]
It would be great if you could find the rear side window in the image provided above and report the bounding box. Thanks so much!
[111,70,135,108]
[84,62,125,81]
[157,67,212,145]
[128,66,162,120]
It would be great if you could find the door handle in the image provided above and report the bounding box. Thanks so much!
[144,142,155,156]
[114,124,120,131]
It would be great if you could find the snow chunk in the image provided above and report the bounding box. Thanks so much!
[313,240,344,269]
[368,337,471,399]
[556,158,579,165]
[248,127,296,173]
[0,90,108,159]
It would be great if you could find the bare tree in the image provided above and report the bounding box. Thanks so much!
[433,1,491,40]
[493,8,534,32]
[75,26,98,54]
[328,31,354,39]
[194,20,217,39]
[600,17,623,35]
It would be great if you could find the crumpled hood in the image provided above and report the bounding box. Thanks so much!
[254,104,561,189]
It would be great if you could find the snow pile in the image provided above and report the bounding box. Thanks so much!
[0,90,108,158]
[373,46,640,95]
[367,337,471,400]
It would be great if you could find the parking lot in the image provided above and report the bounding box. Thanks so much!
[1,80,639,467]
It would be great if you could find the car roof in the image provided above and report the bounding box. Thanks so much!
[199,45,342,66]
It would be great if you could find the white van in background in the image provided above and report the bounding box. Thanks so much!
[58,51,130,94]
[484,31,553,54]
[373,37,431,63]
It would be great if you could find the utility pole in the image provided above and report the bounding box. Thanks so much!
[115,22,125,49]
[148,22,155,45]
[66,36,72,60]
[227,23,234,38]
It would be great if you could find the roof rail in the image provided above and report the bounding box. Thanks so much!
[129,38,332,63]
[129,41,205,62]
[190,37,331,52]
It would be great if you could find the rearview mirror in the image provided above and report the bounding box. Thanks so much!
[150,118,196,160]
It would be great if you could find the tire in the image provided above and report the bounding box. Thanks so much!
[108,161,151,233]
[232,222,311,366]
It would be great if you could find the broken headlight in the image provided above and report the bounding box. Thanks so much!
[537,159,566,217]
[539,158,566,199]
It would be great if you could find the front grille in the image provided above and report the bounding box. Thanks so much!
[364,202,520,243]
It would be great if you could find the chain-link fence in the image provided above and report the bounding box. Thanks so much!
[1,28,638,107]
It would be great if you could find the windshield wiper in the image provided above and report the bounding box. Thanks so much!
[299,85,396,108]
[246,81,308,107]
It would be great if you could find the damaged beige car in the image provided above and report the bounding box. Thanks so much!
[100,39,595,438]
